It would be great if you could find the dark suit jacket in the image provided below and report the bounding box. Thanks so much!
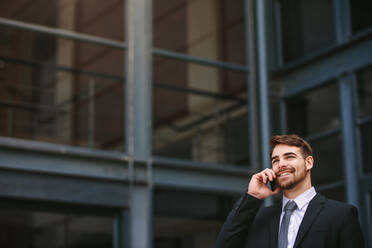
[216,193,364,248]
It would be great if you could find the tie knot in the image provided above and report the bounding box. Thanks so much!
[284,200,297,211]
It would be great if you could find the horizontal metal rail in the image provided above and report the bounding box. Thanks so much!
[357,115,372,126]
[0,18,249,72]
[153,47,248,72]
[0,17,126,49]
[305,127,341,143]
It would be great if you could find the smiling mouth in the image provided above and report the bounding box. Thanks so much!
[277,168,295,177]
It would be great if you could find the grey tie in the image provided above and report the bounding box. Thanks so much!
[278,200,297,248]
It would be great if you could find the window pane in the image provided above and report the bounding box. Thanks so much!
[152,56,248,165]
[360,123,372,173]
[0,208,114,248]
[286,82,340,136]
[154,189,233,248]
[0,0,125,40]
[0,26,125,151]
[153,0,246,64]
[311,134,343,185]
[279,0,336,63]
[350,0,372,34]
[356,66,372,119]
[319,186,345,202]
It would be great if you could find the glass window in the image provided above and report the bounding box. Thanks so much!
[356,66,372,119]
[350,0,372,34]
[154,189,234,248]
[311,134,343,185]
[0,26,125,151]
[153,0,246,64]
[319,186,345,202]
[0,0,125,40]
[360,123,372,173]
[279,0,336,63]
[286,81,340,136]
[152,56,248,164]
[0,207,114,248]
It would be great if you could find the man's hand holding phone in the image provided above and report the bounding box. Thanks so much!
[247,168,280,199]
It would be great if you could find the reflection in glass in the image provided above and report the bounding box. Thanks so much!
[0,0,125,40]
[311,134,343,185]
[279,0,336,63]
[152,57,248,164]
[286,82,340,136]
[350,0,372,34]
[318,186,345,202]
[356,66,372,119]
[0,26,125,151]
[153,0,246,64]
[360,123,372,173]
[0,208,113,248]
[154,189,233,248]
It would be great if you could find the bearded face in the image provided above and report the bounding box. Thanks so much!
[271,145,312,191]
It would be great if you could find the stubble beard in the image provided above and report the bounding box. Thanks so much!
[277,164,307,190]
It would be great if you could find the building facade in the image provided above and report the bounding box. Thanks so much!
[0,0,371,247]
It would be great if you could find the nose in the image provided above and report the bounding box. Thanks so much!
[278,159,287,170]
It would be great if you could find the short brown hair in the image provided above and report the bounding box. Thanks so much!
[270,134,313,158]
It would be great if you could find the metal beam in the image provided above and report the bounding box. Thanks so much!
[333,0,352,43]
[339,73,360,207]
[0,168,129,208]
[277,34,372,97]
[0,17,126,49]
[153,48,247,72]
[125,0,152,161]
[245,0,260,171]
[255,0,272,169]
[0,137,250,195]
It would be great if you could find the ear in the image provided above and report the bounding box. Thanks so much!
[305,156,314,171]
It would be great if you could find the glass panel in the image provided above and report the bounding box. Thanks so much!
[154,189,234,248]
[356,66,372,119]
[311,134,343,185]
[279,0,336,63]
[0,26,125,151]
[153,0,246,64]
[319,186,345,202]
[0,0,125,40]
[286,82,340,136]
[360,123,372,173]
[152,56,248,164]
[350,0,372,34]
[0,208,113,248]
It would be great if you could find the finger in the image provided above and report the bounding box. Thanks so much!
[262,172,268,184]
[268,169,276,180]
[263,169,273,182]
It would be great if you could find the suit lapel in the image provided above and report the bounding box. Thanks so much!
[269,206,282,248]
[293,193,326,248]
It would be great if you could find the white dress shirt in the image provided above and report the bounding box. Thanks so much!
[279,187,317,248]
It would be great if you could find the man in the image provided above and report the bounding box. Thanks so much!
[216,134,364,248]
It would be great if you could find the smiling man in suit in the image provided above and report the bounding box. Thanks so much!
[216,134,364,248]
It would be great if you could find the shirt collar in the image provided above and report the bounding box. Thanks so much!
[282,187,316,211]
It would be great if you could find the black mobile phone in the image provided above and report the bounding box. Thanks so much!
[269,180,277,191]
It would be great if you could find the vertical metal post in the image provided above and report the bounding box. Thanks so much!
[338,73,360,208]
[245,0,260,170]
[279,98,287,134]
[255,0,271,169]
[255,0,272,205]
[125,0,153,161]
[88,77,95,147]
[125,0,153,247]
[333,0,352,43]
